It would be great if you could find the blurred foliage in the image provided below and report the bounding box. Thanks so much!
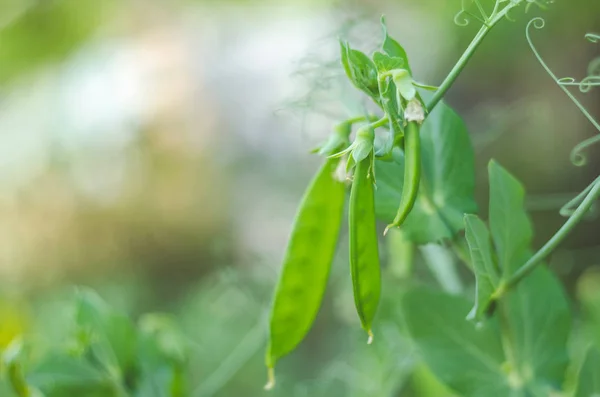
[0,0,598,396]
[0,0,118,85]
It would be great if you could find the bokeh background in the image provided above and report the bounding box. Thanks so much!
[0,0,599,396]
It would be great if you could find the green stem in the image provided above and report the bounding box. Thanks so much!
[426,4,516,113]
[344,114,382,126]
[504,177,600,291]
[427,24,490,113]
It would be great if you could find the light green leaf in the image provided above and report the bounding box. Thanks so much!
[136,314,188,397]
[402,287,512,397]
[372,52,403,157]
[380,16,411,74]
[27,354,115,397]
[504,266,570,392]
[392,69,416,101]
[74,288,137,381]
[464,214,500,322]
[488,160,533,278]
[385,228,414,280]
[0,0,117,84]
[375,101,477,244]
[340,41,380,104]
[574,346,600,397]
[577,269,600,348]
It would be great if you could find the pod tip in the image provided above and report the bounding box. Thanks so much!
[367,329,374,345]
[264,367,276,391]
[383,225,392,236]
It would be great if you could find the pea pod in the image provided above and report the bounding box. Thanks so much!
[265,157,346,389]
[384,120,421,235]
[349,154,381,343]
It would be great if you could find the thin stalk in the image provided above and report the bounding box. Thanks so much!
[427,24,490,113]
[427,4,517,113]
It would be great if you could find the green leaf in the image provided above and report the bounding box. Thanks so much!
[2,338,34,397]
[504,266,570,392]
[340,41,380,104]
[402,287,512,397]
[574,346,600,397]
[27,353,115,397]
[488,160,533,278]
[392,69,416,101]
[135,314,188,397]
[74,288,137,382]
[464,214,500,322]
[0,0,117,84]
[372,52,403,157]
[380,16,411,74]
[577,269,600,348]
[374,101,477,244]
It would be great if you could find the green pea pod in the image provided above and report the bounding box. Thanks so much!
[349,154,381,343]
[384,121,421,235]
[265,157,346,389]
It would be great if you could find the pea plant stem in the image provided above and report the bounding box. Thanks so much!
[504,177,600,291]
[426,3,518,113]
[427,24,490,113]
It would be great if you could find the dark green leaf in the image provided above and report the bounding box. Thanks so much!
[464,214,500,322]
[504,266,570,392]
[374,101,477,244]
[488,160,533,278]
[340,41,380,104]
[402,287,512,397]
[574,346,600,397]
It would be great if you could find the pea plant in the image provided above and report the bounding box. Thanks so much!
[265,0,600,395]
[0,289,188,397]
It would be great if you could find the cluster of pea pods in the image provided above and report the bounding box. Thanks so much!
[263,17,434,390]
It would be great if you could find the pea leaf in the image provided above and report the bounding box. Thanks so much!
[340,41,380,104]
[135,314,188,397]
[374,101,477,244]
[574,346,600,397]
[74,288,137,382]
[464,214,500,322]
[504,266,570,392]
[402,287,512,397]
[392,70,416,101]
[372,52,403,156]
[380,16,411,74]
[27,354,115,397]
[488,161,533,278]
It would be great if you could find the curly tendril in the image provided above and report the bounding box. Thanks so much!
[559,176,600,218]
[585,33,600,43]
[556,37,600,93]
[454,0,487,27]
[527,17,600,166]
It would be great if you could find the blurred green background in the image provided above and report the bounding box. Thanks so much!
[0,0,599,396]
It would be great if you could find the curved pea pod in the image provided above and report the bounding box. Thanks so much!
[265,157,346,389]
[384,120,421,235]
[349,155,381,343]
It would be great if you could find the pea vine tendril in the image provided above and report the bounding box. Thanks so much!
[527,17,600,166]
[454,0,552,28]
[496,18,600,300]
